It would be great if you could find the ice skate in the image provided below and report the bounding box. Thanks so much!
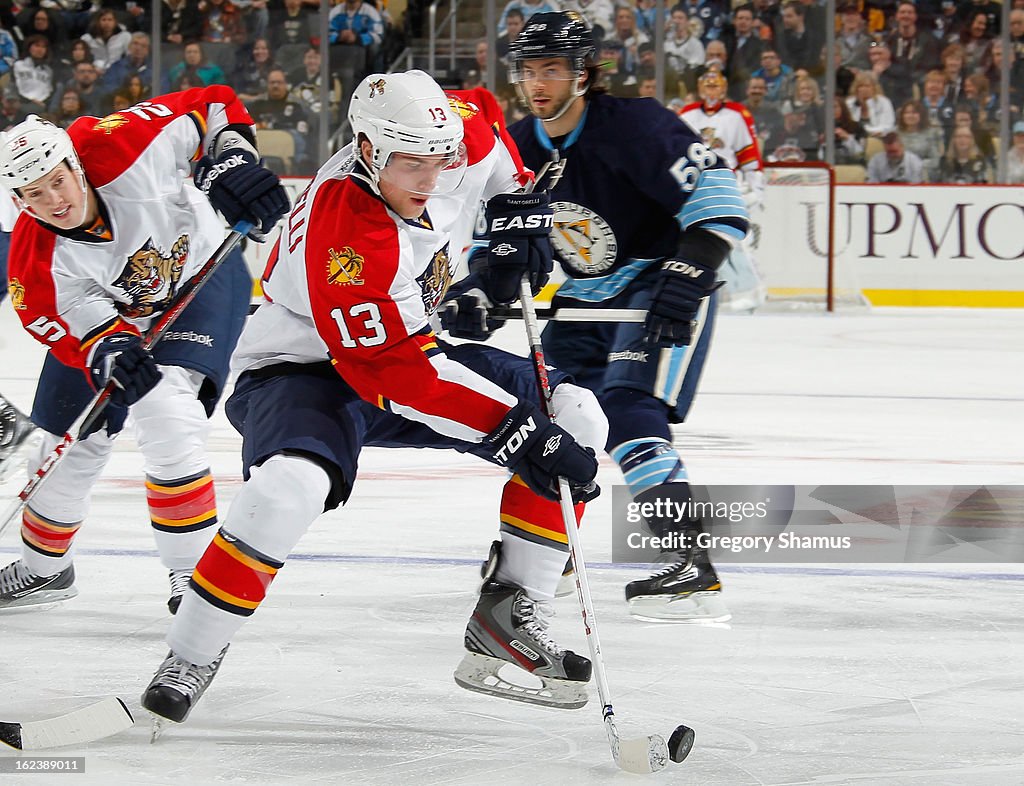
[142,645,228,724]
[167,570,191,615]
[0,560,77,610]
[455,580,592,709]
[0,398,38,482]
[625,543,730,623]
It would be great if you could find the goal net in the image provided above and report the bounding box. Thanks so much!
[750,162,867,311]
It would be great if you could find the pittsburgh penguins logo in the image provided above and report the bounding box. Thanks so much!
[549,201,618,276]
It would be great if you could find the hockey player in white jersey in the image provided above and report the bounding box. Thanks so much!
[680,67,767,311]
[0,89,289,613]
[141,71,604,727]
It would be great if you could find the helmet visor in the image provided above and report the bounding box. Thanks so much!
[377,143,468,196]
[509,61,583,85]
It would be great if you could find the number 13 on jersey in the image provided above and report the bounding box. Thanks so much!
[330,303,388,348]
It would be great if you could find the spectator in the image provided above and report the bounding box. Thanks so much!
[953,105,994,161]
[496,7,526,65]
[867,41,911,110]
[964,72,996,131]
[751,48,794,109]
[833,95,866,165]
[920,69,955,141]
[49,59,103,115]
[162,0,204,46]
[164,41,227,90]
[678,0,729,45]
[0,19,16,84]
[933,0,963,45]
[780,74,824,159]
[246,67,310,171]
[1005,120,1024,183]
[774,0,823,76]
[610,4,649,76]
[665,5,704,90]
[896,99,945,180]
[100,31,151,96]
[51,87,84,128]
[723,4,763,99]
[598,39,637,96]
[13,35,55,112]
[866,130,926,182]
[634,0,664,39]
[940,43,966,105]
[744,74,785,153]
[54,37,95,86]
[885,1,940,86]
[328,0,384,108]
[17,8,64,55]
[288,45,324,115]
[497,0,560,37]
[82,7,131,72]
[49,0,98,40]
[110,88,134,111]
[119,72,149,104]
[0,83,25,129]
[271,0,317,50]
[636,68,659,99]
[846,71,895,136]
[234,0,270,41]
[559,0,615,41]
[956,0,1001,37]
[704,39,729,75]
[837,3,871,71]
[202,0,247,45]
[959,11,993,73]
[232,37,278,102]
[936,124,991,182]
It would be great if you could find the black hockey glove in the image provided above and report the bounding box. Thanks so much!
[479,192,554,305]
[644,259,720,347]
[486,401,600,503]
[83,333,162,438]
[89,333,162,408]
[440,274,504,341]
[194,148,290,239]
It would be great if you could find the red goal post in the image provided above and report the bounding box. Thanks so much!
[753,161,864,311]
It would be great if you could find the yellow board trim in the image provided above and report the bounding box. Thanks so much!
[862,289,1024,308]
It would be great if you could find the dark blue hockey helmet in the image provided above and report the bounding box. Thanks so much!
[507,11,597,83]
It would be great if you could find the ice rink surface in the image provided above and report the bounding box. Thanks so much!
[0,305,1021,785]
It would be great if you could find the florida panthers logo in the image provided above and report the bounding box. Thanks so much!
[416,242,454,311]
[114,236,189,318]
[368,79,386,98]
[548,201,618,276]
[446,96,479,120]
[326,246,365,286]
[7,278,26,311]
[93,114,129,134]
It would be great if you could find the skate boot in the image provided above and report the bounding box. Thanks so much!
[0,398,38,482]
[167,570,191,615]
[0,560,77,610]
[142,645,229,724]
[455,579,592,709]
[625,527,730,623]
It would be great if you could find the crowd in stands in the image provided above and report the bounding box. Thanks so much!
[2,0,1022,182]
[472,0,1024,183]
[0,0,406,175]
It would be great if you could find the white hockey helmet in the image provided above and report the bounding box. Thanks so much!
[348,70,467,196]
[0,115,80,191]
[0,115,89,226]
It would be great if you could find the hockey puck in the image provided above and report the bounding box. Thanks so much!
[668,724,695,763]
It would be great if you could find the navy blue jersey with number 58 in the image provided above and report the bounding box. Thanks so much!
[507,92,749,303]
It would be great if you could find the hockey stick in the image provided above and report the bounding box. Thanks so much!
[489,306,645,323]
[518,276,694,774]
[0,697,134,750]
[0,221,253,540]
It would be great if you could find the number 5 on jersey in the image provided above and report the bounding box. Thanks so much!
[330,303,387,348]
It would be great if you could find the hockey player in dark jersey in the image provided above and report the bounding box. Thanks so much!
[443,11,749,622]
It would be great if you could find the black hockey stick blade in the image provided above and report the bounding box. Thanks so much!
[0,697,134,750]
